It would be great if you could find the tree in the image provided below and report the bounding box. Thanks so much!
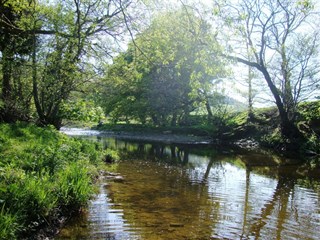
[215,0,320,139]
[101,8,227,126]
[1,0,133,128]
[100,48,149,124]
[33,0,135,128]
[0,0,35,122]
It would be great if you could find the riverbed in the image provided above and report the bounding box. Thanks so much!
[56,128,320,240]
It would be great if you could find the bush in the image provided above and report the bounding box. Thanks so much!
[298,101,320,122]
[104,149,120,163]
[1,172,57,225]
[260,128,284,148]
[301,134,320,154]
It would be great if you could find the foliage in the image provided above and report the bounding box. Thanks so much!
[0,0,132,128]
[226,111,248,127]
[0,0,35,123]
[0,205,20,240]
[100,8,227,126]
[215,0,320,138]
[224,102,320,153]
[301,133,320,154]
[104,149,120,163]
[297,101,320,153]
[298,101,320,122]
[61,99,105,123]
[0,123,104,239]
[56,161,93,209]
[259,128,285,148]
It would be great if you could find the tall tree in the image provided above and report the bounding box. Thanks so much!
[215,0,320,139]
[101,8,226,126]
[0,0,35,121]
[32,0,133,128]
[1,0,133,128]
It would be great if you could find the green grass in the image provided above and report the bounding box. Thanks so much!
[0,122,104,239]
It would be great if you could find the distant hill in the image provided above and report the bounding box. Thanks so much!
[224,96,247,111]
[208,92,248,112]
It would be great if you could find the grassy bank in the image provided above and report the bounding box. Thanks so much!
[223,102,320,154]
[0,123,104,239]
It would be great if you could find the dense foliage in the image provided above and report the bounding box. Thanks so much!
[100,9,227,126]
[0,1,319,147]
[0,123,104,239]
[0,0,131,129]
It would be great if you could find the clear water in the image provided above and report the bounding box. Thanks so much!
[56,131,320,240]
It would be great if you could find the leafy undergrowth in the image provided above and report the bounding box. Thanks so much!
[0,122,104,239]
[225,103,320,154]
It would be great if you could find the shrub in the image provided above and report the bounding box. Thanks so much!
[0,168,57,229]
[301,134,320,154]
[260,128,284,148]
[298,101,320,122]
[104,149,120,163]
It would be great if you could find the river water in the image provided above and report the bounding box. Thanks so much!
[56,129,320,240]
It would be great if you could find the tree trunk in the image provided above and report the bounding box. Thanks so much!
[246,42,254,122]
[281,45,296,121]
[2,48,12,101]
[171,113,177,126]
[258,65,301,139]
[1,42,15,122]
[247,66,254,122]
[204,91,213,122]
[32,31,45,125]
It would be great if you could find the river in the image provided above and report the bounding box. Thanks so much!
[56,128,320,240]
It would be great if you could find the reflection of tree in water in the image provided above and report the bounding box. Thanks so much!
[240,168,250,240]
[232,153,297,239]
[120,142,193,165]
[249,176,295,239]
[107,142,223,239]
[235,158,296,239]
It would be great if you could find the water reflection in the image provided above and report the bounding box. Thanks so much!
[56,135,320,240]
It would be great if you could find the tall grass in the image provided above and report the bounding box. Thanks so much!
[0,123,104,239]
[0,205,20,240]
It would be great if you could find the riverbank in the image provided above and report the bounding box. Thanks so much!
[91,102,320,156]
[61,127,213,145]
[0,123,105,239]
